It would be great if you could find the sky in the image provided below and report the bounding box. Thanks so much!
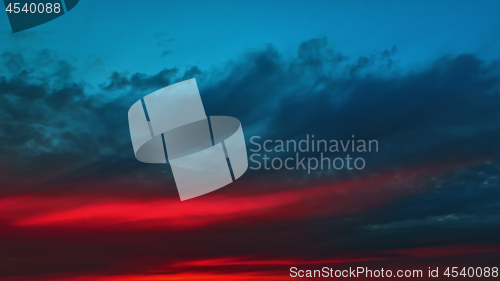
[1,0,500,280]
[2,0,500,81]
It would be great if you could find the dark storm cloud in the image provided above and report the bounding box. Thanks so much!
[194,40,500,176]
[2,37,500,184]
[1,38,500,178]
[194,39,500,255]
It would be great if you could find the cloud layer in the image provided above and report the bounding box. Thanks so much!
[1,38,500,280]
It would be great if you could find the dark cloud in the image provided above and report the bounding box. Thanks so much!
[380,45,397,57]
[45,83,84,110]
[100,71,129,91]
[160,50,172,57]
[0,71,48,101]
[2,51,26,73]
[101,68,178,91]
[1,38,500,185]
[297,37,347,63]
[52,60,76,82]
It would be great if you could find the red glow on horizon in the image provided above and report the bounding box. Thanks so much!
[0,166,438,230]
